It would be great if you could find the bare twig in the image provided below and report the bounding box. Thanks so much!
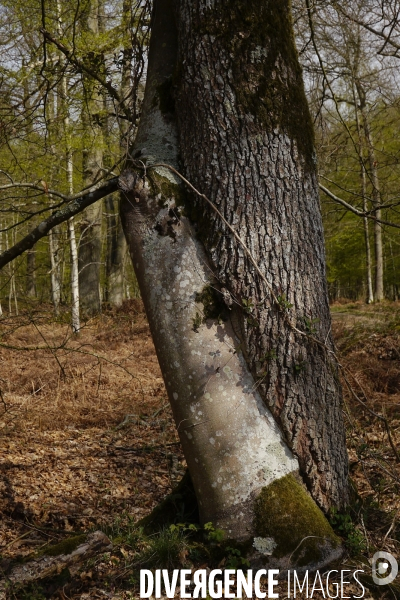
[320,184,400,230]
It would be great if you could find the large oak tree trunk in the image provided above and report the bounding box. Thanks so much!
[121,0,348,569]
[174,0,348,512]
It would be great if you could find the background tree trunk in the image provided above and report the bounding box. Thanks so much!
[25,249,36,299]
[352,83,374,304]
[57,0,81,332]
[48,228,61,314]
[364,120,384,302]
[356,85,384,302]
[102,0,130,308]
[78,0,104,315]
[105,194,126,307]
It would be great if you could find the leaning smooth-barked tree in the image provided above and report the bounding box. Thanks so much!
[120,0,349,570]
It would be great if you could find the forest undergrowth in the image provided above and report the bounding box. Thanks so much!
[0,299,398,599]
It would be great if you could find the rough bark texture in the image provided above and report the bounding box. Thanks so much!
[173,0,348,511]
[122,0,298,540]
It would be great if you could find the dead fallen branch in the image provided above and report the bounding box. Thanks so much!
[0,531,112,598]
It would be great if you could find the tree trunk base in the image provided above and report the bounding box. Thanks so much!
[138,472,342,573]
[138,471,199,534]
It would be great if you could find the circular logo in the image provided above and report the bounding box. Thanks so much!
[372,551,398,585]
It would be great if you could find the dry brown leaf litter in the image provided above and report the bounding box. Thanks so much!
[0,299,398,598]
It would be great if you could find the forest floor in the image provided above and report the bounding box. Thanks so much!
[0,299,399,599]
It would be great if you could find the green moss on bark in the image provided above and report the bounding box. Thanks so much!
[37,534,86,558]
[195,284,228,323]
[147,169,186,207]
[254,474,340,567]
[199,0,315,169]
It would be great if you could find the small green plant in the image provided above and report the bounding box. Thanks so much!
[330,508,366,556]
[276,294,293,311]
[246,314,259,327]
[170,522,199,534]
[9,585,46,600]
[101,512,144,550]
[203,522,225,543]
[300,315,320,335]
[141,525,191,569]
[225,546,250,569]
[241,297,254,313]
[241,298,259,327]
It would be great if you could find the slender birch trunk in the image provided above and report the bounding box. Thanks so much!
[48,229,61,314]
[63,81,80,334]
[58,0,80,332]
[66,142,80,334]
[353,85,374,304]
[357,98,384,301]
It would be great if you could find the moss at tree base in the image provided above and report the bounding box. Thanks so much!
[136,472,342,572]
[252,473,342,570]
